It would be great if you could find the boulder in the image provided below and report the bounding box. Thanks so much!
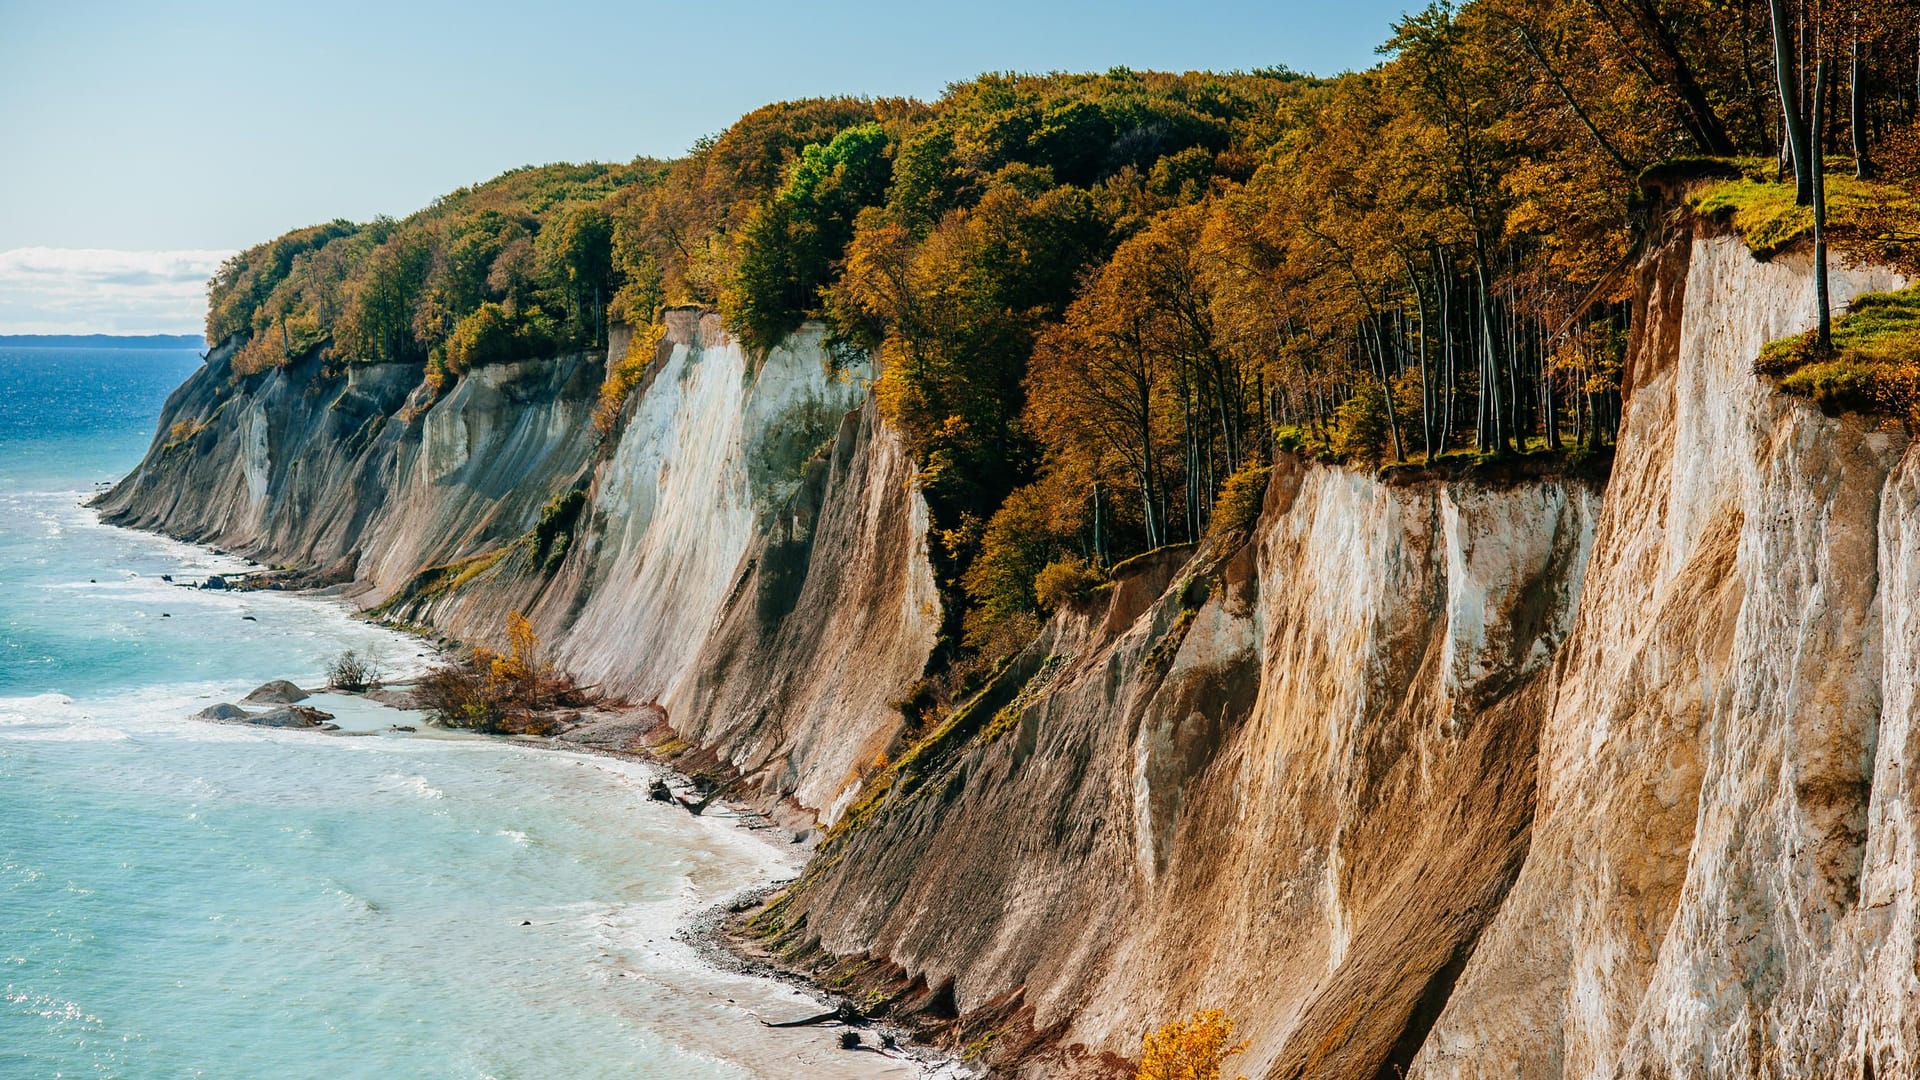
[201,574,228,590]
[243,679,308,704]
[193,702,251,722]
[244,705,335,728]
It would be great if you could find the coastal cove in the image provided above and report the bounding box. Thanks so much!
[0,346,938,1079]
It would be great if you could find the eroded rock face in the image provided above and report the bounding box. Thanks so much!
[101,313,938,820]
[761,225,1920,1079]
[779,459,1601,1078]
[1415,234,1915,1079]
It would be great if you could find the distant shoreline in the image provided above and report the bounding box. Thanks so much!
[0,333,206,350]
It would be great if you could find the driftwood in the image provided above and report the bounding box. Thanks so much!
[760,1001,864,1029]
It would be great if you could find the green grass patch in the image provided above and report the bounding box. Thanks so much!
[1689,164,1919,259]
[1757,287,1920,417]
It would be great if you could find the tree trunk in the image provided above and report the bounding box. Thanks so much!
[1402,252,1434,461]
[1813,58,1833,352]
[1436,249,1454,456]
[1771,0,1814,205]
[1505,16,1636,173]
[1371,319,1405,463]
[1621,0,1737,155]
[1854,30,1874,178]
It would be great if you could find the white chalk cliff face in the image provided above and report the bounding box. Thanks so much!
[1416,233,1915,1079]
[102,206,1920,1078]
[100,310,939,823]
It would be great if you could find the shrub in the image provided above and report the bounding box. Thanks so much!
[163,418,208,451]
[595,321,668,433]
[442,301,562,377]
[1331,384,1389,464]
[533,488,588,571]
[1033,558,1103,611]
[1207,464,1271,542]
[416,611,573,735]
[326,648,382,692]
[1136,1009,1248,1080]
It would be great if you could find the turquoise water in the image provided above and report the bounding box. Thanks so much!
[0,348,918,1079]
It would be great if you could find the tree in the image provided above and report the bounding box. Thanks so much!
[332,232,431,363]
[535,206,615,346]
[1812,57,1834,352]
[1770,0,1816,205]
[724,123,897,352]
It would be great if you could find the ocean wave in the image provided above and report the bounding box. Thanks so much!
[385,773,446,800]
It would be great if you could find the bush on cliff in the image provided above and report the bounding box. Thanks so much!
[440,302,559,378]
[1034,558,1104,611]
[594,321,668,433]
[1135,1009,1247,1080]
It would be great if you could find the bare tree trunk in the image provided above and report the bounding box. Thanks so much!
[1771,0,1814,205]
[1366,319,1406,463]
[1437,249,1454,455]
[1400,252,1434,460]
[1813,58,1833,352]
[1854,29,1875,178]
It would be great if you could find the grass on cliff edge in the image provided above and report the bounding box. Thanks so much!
[1756,287,1920,418]
[1688,162,1920,260]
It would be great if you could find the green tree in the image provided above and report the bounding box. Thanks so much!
[724,123,896,352]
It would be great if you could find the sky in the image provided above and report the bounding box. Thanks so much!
[0,0,1411,335]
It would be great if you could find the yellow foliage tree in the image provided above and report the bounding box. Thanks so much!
[491,611,539,681]
[1135,1009,1248,1080]
[595,321,668,433]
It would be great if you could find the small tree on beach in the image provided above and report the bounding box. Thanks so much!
[326,648,382,692]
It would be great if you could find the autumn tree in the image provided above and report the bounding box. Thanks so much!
[1135,1009,1249,1080]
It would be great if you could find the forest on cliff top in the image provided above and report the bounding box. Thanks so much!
[200,0,1920,688]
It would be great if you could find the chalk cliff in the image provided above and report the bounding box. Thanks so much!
[104,208,1919,1078]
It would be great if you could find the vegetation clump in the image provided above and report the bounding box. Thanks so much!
[416,612,580,735]
[532,488,588,571]
[1206,465,1272,542]
[325,648,383,692]
[1034,559,1104,612]
[594,321,667,432]
[1757,287,1920,418]
[1135,1009,1248,1080]
[1690,169,1920,260]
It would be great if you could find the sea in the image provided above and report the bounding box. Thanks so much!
[0,346,926,1079]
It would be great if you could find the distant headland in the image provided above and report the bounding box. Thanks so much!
[0,333,207,350]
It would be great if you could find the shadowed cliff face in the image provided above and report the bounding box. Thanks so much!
[104,214,1920,1079]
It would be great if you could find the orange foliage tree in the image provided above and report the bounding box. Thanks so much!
[1135,1009,1249,1080]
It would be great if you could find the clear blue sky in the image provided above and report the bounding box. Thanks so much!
[0,0,1411,332]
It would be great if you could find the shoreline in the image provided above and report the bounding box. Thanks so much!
[65,471,974,1077]
[145,556,971,1078]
